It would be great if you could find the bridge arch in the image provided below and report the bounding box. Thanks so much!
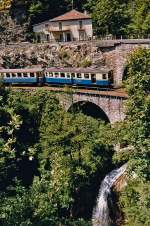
[68,101,110,123]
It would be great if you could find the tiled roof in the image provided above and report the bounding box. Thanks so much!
[50,9,91,22]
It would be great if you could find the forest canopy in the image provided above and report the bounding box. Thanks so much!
[0,88,114,225]
[0,0,149,37]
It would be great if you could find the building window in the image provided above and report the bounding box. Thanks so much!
[59,22,62,30]
[79,21,83,29]
[45,24,49,28]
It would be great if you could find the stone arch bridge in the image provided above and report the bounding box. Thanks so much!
[13,87,127,123]
[56,89,127,124]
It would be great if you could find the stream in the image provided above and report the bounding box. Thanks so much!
[92,164,127,226]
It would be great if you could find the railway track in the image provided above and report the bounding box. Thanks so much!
[10,85,128,98]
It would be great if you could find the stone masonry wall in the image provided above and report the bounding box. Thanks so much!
[103,42,150,86]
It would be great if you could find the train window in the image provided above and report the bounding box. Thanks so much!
[84,73,89,79]
[30,73,35,77]
[6,73,10,77]
[91,74,96,78]
[60,73,65,78]
[91,74,96,83]
[67,73,70,78]
[18,73,22,77]
[23,73,28,77]
[55,73,59,78]
[77,73,82,78]
[102,74,107,79]
[108,72,112,79]
[71,73,75,78]
[12,73,16,77]
[49,72,53,77]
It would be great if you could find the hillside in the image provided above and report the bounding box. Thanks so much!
[0,0,149,43]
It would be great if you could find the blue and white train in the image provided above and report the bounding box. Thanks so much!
[0,67,113,87]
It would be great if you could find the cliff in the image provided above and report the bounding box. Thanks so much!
[0,43,105,68]
[0,0,30,43]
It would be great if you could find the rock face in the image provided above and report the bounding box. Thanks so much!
[110,174,127,226]
[0,6,29,44]
[0,43,105,69]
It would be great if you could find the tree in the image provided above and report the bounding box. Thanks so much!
[86,0,131,36]
[114,48,150,226]
[38,95,114,220]
[0,89,114,225]
[127,0,150,37]
[0,88,23,190]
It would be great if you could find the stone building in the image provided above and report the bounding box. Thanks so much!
[33,9,93,42]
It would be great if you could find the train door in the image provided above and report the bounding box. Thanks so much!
[37,71,44,86]
[91,74,96,84]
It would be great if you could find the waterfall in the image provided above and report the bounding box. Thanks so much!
[92,164,127,226]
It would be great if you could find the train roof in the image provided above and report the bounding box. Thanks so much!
[0,67,112,74]
[0,68,43,73]
[45,67,112,73]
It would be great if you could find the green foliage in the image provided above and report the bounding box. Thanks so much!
[0,88,113,225]
[120,179,150,226]
[0,88,23,189]
[127,0,150,36]
[113,48,150,225]
[86,0,130,36]
[124,48,150,147]
[85,0,150,37]
[78,58,92,68]
[58,49,70,61]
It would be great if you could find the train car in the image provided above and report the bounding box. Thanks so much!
[0,67,113,87]
[45,67,113,86]
[0,68,44,84]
